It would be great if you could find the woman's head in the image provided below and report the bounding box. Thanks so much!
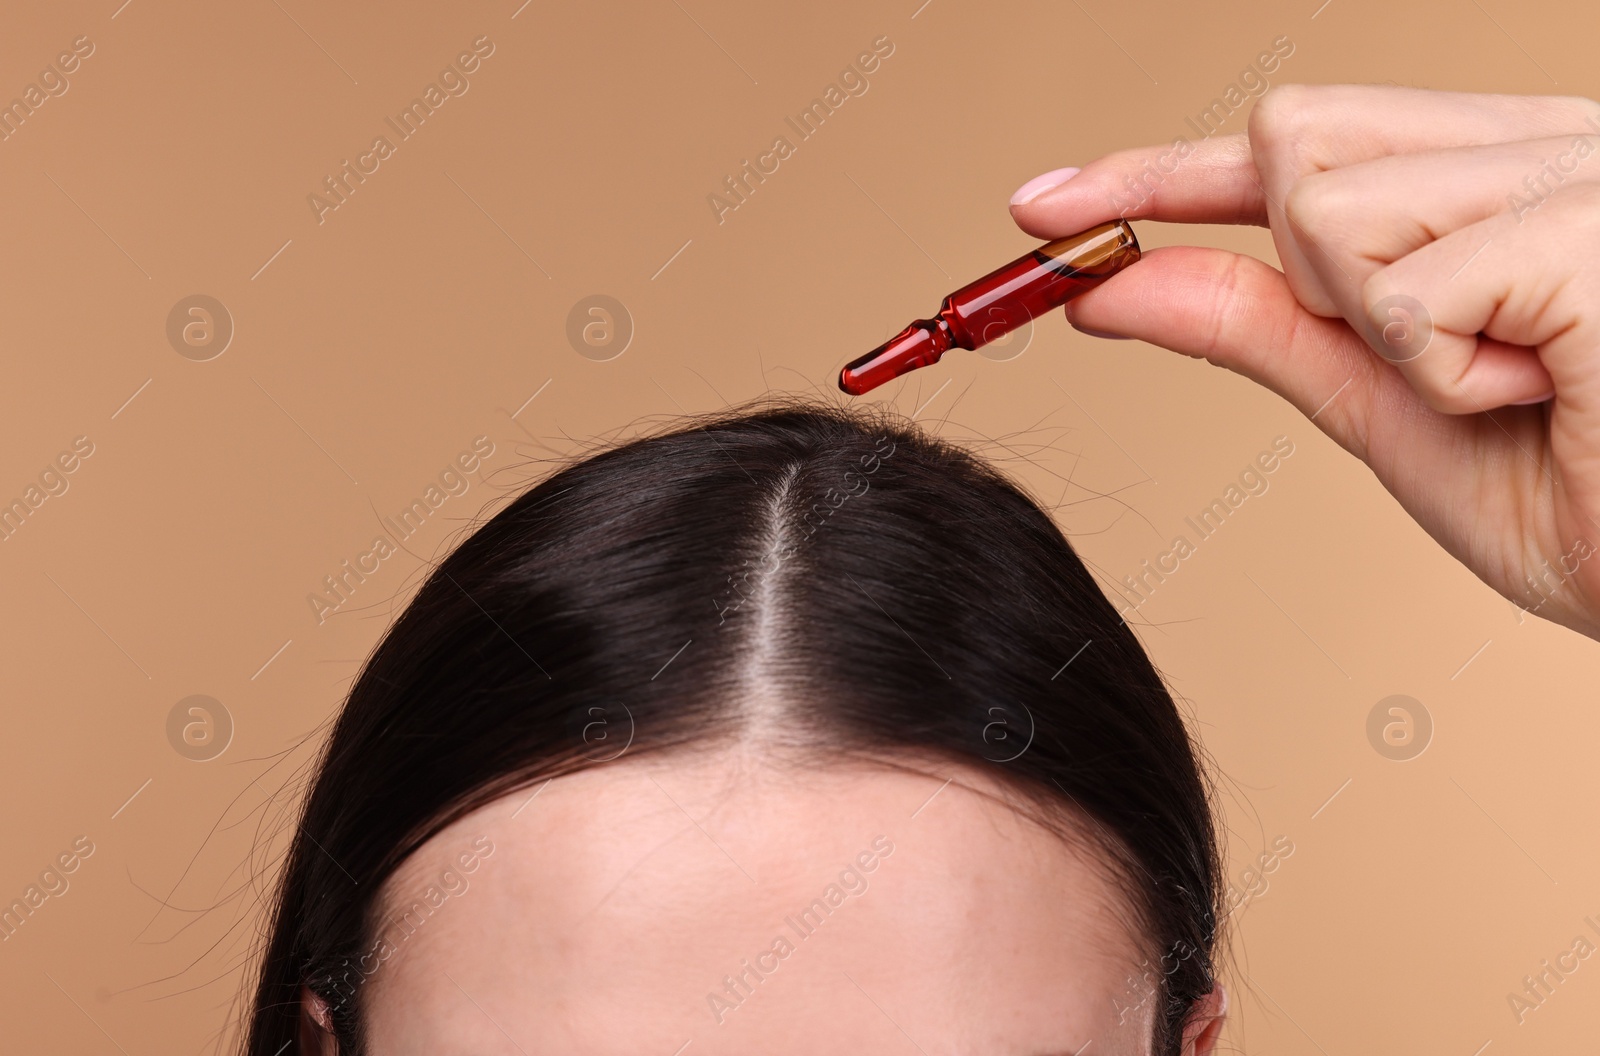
[247,405,1225,1055]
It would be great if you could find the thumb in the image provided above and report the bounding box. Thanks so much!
[1064,245,1407,464]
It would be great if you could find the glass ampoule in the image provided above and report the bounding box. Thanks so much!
[839,220,1141,395]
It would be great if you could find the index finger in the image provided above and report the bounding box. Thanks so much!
[1012,86,1600,241]
[1009,133,1266,239]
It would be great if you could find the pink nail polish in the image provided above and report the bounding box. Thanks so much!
[1510,390,1555,406]
[1073,324,1133,341]
[1010,166,1081,206]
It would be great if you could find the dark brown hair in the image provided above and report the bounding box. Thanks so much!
[245,403,1222,1054]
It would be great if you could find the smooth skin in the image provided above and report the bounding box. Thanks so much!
[1010,85,1600,641]
[328,750,1225,1056]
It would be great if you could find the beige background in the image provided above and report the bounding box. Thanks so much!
[1,0,1598,1051]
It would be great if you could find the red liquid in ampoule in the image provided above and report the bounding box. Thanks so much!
[839,220,1141,395]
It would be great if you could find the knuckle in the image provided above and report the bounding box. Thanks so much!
[1359,267,1398,319]
[1248,83,1314,148]
[1359,269,1440,374]
[1380,347,1472,414]
[1282,170,1344,235]
[1248,85,1328,197]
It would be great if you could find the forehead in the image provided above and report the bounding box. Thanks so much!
[361,753,1151,1056]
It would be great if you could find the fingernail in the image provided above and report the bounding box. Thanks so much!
[1010,166,1081,206]
[1510,390,1555,405]
[1073,324,1133,341]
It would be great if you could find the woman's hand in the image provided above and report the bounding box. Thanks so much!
[1010,85,1600,640]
